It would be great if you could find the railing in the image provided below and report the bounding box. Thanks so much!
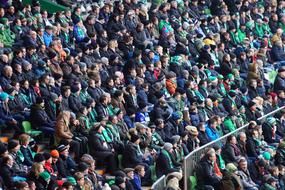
[183,106,285,190]
[151,175,166,190]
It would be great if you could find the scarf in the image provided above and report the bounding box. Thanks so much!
[162,149,174,168]
[231,144,241,157]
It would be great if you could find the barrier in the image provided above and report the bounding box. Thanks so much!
[151,175,166,190]
[183,106,285,190]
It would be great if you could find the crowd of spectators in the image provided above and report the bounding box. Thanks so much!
[0,0,285,189]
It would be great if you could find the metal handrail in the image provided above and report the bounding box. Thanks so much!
[151,175,166,190]
[183,106,285,190]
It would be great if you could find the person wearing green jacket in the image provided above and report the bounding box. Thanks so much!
[0,24,14,47]
[254,19,264,38]
[223,114,237,133]
[237,24,246,43]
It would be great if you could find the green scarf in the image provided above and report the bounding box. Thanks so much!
[19,93,32,107]
[219,83,227,96]
[195,90,205,101]
[89,109,98,124]
[162,149,174,168]
[102,129,112,143]
[217,154,225,169]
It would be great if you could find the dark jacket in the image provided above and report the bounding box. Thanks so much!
[0,164,14,189]
[123,142,143,168]
[222,143,241,164]
[246,137,259,158]
[68,93,83,113]
[56,155,70,178]
[275,148,285,166]
[88,128,114,164]
[156,149,180,177]
[274,75,285,92]
[30,104,53,129]
[196,156,221,187]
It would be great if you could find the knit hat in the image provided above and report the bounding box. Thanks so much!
[43,152,51,160]
[185,126,199,136]
[36,96,44,104]
[278,66,285,73]
[34,153,45,163]
[248,101,256,108]
[0,143,7,155]
[0,92,11,101]
[67,176,77,185]
[130,134,140,143]
[7,140,19,150]
[171,135,180,144]
[262,151,271,161]
[226,163,237,173]
[115,176,125,185]
[48,50,57,59]
[164,142,173,151]
[39,171,51,182]
[172,111,183,121]
[267,117,276,125]
[217,75,224,79]
[50,149,59,158]
[78,162,89,172]
[57,144,68,153]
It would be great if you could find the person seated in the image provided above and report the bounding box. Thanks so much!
[222,135,242,164]
[237,158,259,190]
[156,143,181,178]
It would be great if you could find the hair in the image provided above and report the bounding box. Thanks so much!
[19,133,30,145]
[227,135,236,143]
[31,162,44,178]
[134,165,144,172]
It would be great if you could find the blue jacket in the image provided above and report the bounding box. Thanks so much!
[43,31,53,47]
[132,173,142,190]
[205,125,220,141]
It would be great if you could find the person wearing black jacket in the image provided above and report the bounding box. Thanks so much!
[246,129,261,158]
[123,134,144,168]
[274,67,285,92]
[275,142,285,166]
[156,142,180,178]
[245,101,259,122]
[30,97,55,134]
[0,155,15,189]
[221,135,242,164]
[196,149,221,189]
[88,124,117,174]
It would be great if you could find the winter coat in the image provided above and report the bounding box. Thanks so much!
[55,111,73,145]
[205,126,220,141]
[222,143,241,164]
[196,156,221,187]
[271,44,285,62]
[123,142,143,168]
[156,149,180,178]
[275,148,285,166]
[30,104,53,129]
[237,169,257,189]
[274,75,285,92]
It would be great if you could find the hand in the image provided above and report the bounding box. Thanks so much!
[74,120,80,125]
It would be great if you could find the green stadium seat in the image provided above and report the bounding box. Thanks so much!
[189,175,197,190]
[22,121,42,136]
